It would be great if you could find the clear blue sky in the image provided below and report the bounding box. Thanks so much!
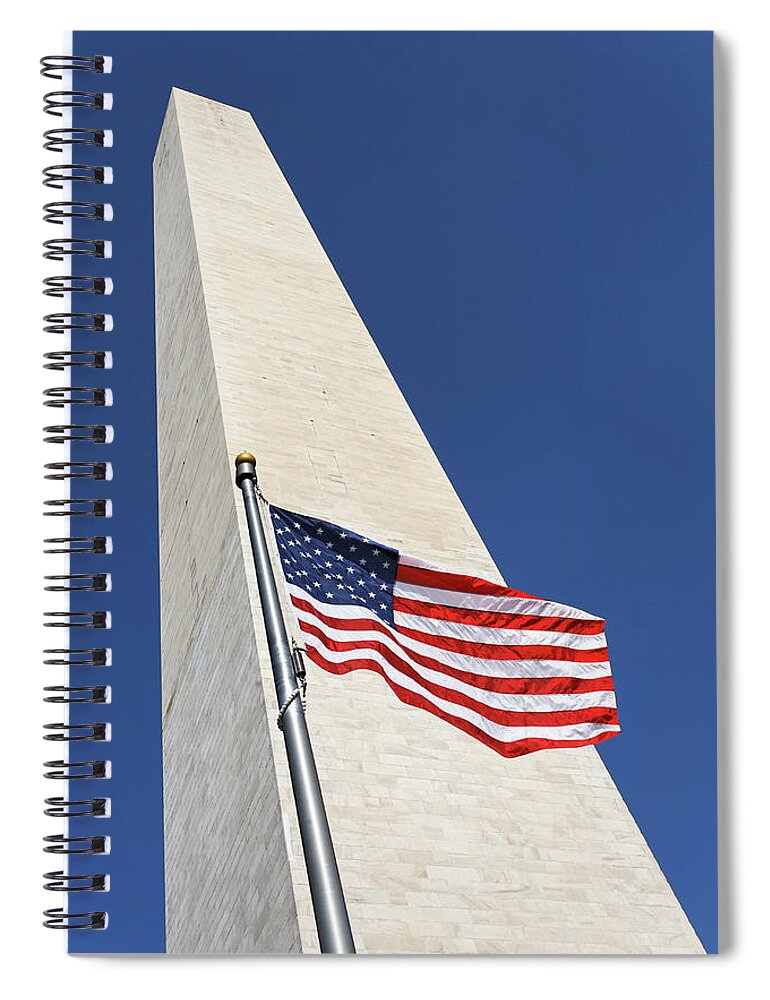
[72,30,715,952]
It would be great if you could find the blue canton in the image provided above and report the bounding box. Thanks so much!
[270,506,398,626]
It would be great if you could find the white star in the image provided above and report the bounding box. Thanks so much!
[358,558,367,566]
[336,554,344,561]
[293,522,301,530]
[337,582,345,590]
[379,603,387,610]
[316,527,324,535]
[368,591,375,599]
[346,566,355,574]
[324,561,332,568]
[383,561,391,569]
[356,579,366,587]
[340,532,348,540]
[304,535,311,543]
[314,549,321,556]
[372,548,380,555]
[379,583,387,591]
[326,592,334,599]
[312,581,321,588]
[349,545,357,553]
[324,574,331,580]
[369,571,376,578]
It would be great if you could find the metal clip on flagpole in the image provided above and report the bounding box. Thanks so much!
[234,452,356,955]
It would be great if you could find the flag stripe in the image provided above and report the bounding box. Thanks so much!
[298,617,618,717]
[296,614,614,695]
[289,590,613,678]
[396,560,538,598]
[304,646,618,758]
[303,634,619,730]
[393,611,608,649]
[303,643,620,744]
[395,623,610,662]
[393,595,606,634]
[273,505,619,759]
[393,578,601,621]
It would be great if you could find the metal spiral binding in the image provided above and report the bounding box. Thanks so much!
[43,498,108,516]
[44,574,110,593]
[43,835,107,855]
[43,164,108,188]
[44,312,108,334]
[43,353,108,370]
[43,201,109,224]
[43,910,107,931]
[44,760,108,780]
[43,274,109,295]
[44,800,108,818]
[44,461,109,480]
[43,129,109,153]
[42,52,111,932]
[41,55,107,79]
[44,687,109,705]
[44,536,109,554]
[43,239,108,259]
[44,91,109,116]
[43,386,107,406]
[44,870,107,889]
[43,610,108,627]
[42,425,109,444]
[43,722,108,741]
[43,648,109,666]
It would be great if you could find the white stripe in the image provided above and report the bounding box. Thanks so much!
[306,635,620,744]
[394,611,607,649]
[394,580,600,621]
[398,553,443,570]
[288,588,613,680]
[301,629,616,713]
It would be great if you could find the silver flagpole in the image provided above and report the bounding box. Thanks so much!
[234,452,356,955]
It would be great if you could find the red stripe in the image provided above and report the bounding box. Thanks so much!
[298,617,614,696]
[291,594,383,634]
[396,561,539,599]
[395,623,609,662]
[300,620,618,727]
[304,646,620,759]
[290,595,608,664]
[393,596,605,634]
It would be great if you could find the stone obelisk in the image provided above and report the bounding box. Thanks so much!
[153,88,703,955]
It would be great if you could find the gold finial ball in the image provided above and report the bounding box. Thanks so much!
[235,451,256,466]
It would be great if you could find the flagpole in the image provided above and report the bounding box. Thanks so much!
[234,452,356,955]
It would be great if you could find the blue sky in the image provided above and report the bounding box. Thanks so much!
[72,30,715,952]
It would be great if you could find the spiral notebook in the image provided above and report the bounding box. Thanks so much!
[40,31,716,954]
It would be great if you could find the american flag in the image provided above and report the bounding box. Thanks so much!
[271,505,620,758]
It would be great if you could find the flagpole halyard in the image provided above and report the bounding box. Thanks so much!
[234,451,356,955]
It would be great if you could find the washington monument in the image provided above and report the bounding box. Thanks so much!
[153,88,703,954]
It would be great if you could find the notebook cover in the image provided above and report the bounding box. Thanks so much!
[56,30,715,954]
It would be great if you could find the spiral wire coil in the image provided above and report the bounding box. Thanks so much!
[42,52,112,933]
